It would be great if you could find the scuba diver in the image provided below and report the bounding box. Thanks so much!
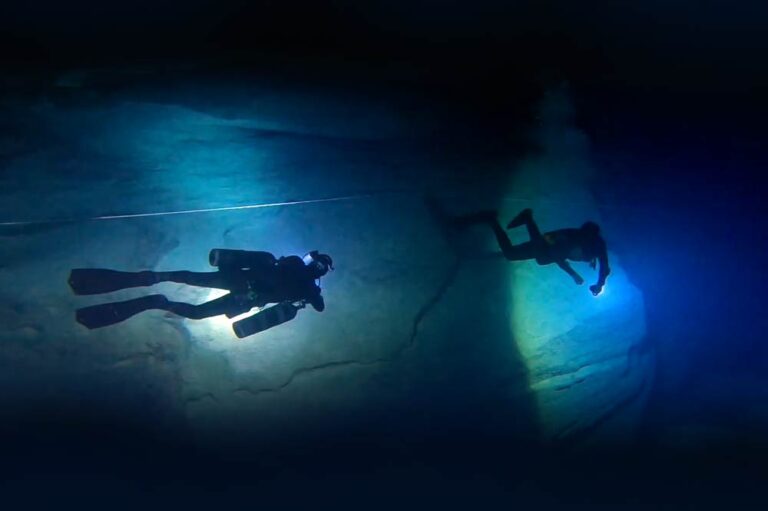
[69,249,334,338]
[453,208,610,296]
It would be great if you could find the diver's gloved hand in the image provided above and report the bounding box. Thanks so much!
[589,284,603,296]
[573,275,585,285]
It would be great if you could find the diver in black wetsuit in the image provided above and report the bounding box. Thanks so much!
[69,249,334,330]
[454,208,610,296]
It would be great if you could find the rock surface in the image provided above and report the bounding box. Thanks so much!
[0,81,653,454]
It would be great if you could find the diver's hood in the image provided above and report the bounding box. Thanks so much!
[303,250,334,277]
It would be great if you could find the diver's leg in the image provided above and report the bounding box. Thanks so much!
[523,216,542,242]
[442,207,542,261]
[153,270,239,291]
[506,208,543,242]
[518,215,553,264]
[487,218,538,261]
[160,293,247,320]
[69,269,243,294]
[76,295,169,329]
[77,293,252,327]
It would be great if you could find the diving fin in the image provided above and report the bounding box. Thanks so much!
[75,294,168,329]
[68,269,157,295]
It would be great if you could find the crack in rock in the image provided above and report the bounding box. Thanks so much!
[111,351,155,367]
[184,392,219,405]
[554,377,587,391]
[234,358,383,396]
[109,339,180,369]
[395,258,462,357]
[538,341,651,393]
[553,373,652,448]
[534,346,641,384]
[234,259,462,397]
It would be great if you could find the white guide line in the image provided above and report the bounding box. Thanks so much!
[0,190,639,227]
[0,193,380,227]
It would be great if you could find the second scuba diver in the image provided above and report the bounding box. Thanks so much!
[452,207,610,296]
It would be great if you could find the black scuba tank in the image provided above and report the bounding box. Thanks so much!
[232,301,301,338]
[209,249,277,270]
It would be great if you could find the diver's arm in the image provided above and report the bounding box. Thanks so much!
[557,260,584,285]
[590,244,611,296]
[597,248,610,286]
[307,293,325,312]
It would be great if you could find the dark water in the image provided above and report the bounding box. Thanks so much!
[2,2,767,507]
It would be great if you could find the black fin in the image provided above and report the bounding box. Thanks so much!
[75,295,167,329]
[68,269,156,295]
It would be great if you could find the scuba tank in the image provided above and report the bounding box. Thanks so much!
[209,249,277,271]
[232,301,305,339]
